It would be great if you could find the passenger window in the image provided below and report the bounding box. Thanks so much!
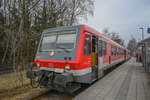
[111,46,113,55]
[115,47,117,55]
[98,40,103,57]
[116,48,119,55]
[103,41,107,56]
[111,46,114,55]
[111,45,116,56]
[84,34,91,56]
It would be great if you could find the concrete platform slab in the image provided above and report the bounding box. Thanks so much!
[73,58,150,100]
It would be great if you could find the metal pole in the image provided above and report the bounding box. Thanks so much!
[139,27,144,40]
[142,28,144,40]
[139,27,144,67]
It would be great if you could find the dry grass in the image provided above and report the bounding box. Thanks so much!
[6,87,44,100]
[0,70,46,100]
[0,71,29,93]
[0,71,43,100]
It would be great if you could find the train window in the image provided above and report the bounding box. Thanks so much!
[148,48,150,52]
[111,46,117,56]
[111,46,114,55]
[116,48,118,55]
[40,30,76,51]
[124,50,126,55]
[119,48,121,55]
[118,48,120,55]
[111,46,113,55]
[84,34,91,56]
[98,40,103,56]
[121,49,123,55]
[115,47,117,55]
[102,41,107,56]
[119,49,121,55]
[117,48,119,55]
[120,49,122,55]
[114,47,116,55]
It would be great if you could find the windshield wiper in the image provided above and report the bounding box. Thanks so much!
[55,46,70,53]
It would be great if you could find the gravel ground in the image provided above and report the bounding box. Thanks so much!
[32,85,90,100]
[32,90,74,100]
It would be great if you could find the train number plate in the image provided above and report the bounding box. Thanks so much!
[48,63,54,68]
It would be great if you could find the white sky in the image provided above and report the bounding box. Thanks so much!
[80,0,150,45]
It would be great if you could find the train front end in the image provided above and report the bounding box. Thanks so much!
[27,25,82,92]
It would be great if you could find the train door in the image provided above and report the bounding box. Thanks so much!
[91,35,98,80]
[124,50,126,60]
[98,37,103,78]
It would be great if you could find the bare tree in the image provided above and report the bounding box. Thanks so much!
[0,0,95,66]
[102,28,124,46]
[109,32,124,45]
[127,37,137,56]
[103,27,109,35]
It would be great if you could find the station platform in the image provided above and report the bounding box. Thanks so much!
[73,58,150,100]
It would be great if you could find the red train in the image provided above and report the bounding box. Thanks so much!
[27,24,130,92]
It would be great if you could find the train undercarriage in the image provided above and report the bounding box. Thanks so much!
[27,66,81,93]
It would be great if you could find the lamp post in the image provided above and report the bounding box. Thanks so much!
[139,27,145,67]
[139,27,144,40]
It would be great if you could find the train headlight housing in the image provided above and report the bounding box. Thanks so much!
[36,63,40,67]
[65,65,71,70]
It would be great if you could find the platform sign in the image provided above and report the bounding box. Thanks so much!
[147,28,150,33]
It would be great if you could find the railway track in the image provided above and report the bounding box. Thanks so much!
[31,90,73,100]
[22,85,89,100]
[22,89,50,100]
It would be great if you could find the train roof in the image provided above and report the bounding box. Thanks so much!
[42,25,82,33]
[82,24,127,50]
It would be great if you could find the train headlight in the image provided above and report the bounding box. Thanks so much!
[65,65,71,70]
[36,63,40,67]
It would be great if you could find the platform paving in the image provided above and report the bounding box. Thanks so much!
[73,58,150,100]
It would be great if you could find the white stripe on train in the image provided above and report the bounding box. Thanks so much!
[40,67,92,76]
[40,58,127,76]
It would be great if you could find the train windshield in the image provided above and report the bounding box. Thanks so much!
[40,30,76,52]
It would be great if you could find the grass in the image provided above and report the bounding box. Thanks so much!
[7,87,44,100]
[0,71,29,93]
[0,71,44,100]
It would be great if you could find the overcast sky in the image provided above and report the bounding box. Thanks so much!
[80,0,150,45]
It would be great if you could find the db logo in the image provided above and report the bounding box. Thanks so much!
[48,63,54,68]
[50,51,55,56]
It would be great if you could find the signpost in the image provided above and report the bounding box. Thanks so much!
[147,28,150,33]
